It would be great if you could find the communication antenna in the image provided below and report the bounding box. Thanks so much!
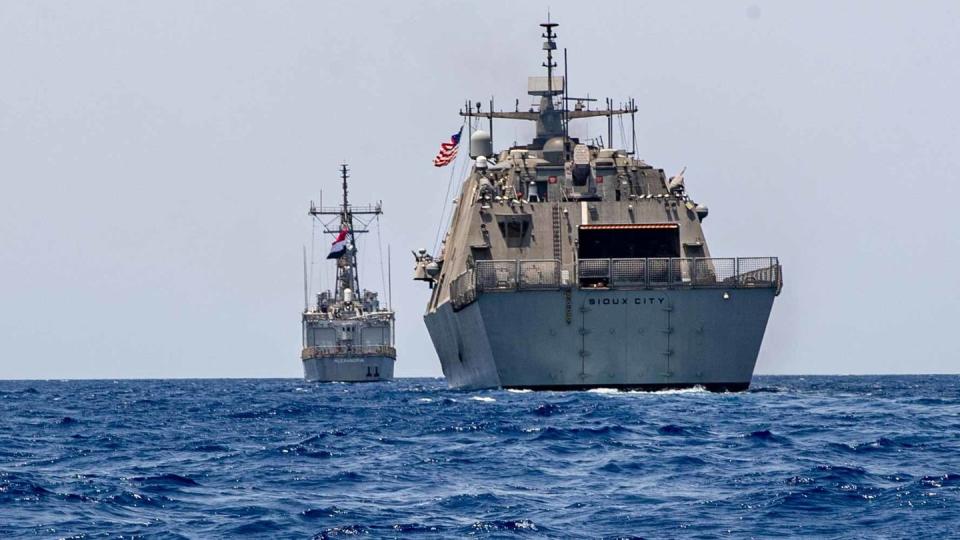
[563,47,569,160]
[302,245,309,311]
[387,244,393,311]
[489,96,494,141]
[541,16,558,94]
[607,97,614,149]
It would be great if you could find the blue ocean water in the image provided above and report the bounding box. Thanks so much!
[1,376,958,538]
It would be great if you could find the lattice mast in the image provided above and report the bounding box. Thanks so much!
[309,164,383,301]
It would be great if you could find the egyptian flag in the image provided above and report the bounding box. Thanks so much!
[327,227,349,259]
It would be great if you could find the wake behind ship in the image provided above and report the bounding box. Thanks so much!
[301,165,395,382]
[414,20,781,391]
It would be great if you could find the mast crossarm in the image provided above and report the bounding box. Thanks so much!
[309,203,383,216]
[566,108,637,119]
[459,107,636,122]
[459,111,539,121]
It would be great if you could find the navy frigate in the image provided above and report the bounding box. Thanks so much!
[301,164,395,382]
[413,20,781,391]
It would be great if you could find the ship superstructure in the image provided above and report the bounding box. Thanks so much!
[414,21,781,391]
[302,165,395,382]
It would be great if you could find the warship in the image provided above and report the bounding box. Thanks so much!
[413,20,781,391]
[301,164,395,382]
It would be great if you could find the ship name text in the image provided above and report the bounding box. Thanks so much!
[588,297,666,306]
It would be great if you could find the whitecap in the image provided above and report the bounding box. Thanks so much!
[470,396,496,402]
[645,385,708,395]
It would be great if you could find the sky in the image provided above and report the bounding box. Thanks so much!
[1,1,958,379]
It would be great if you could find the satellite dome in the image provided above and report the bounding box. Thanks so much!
[470,130,492,158]
[542,136,565,164]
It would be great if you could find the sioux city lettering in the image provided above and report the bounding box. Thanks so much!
[588,297,666,305]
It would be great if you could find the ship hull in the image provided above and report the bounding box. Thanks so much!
[302,355,395,383]
[425,287,775,391]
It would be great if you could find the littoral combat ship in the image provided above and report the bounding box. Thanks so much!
[301,164,395,382]
[414,20,781,391]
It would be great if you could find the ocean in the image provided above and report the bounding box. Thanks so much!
[1,376,958,538]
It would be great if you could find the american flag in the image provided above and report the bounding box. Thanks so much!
[433,128,462,167]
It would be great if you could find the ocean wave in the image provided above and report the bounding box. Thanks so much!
[827,436,922,454]
[645,385,709,395]
[2,376,959,537]
[127,473,200,488]
[657,424,703,436]
[742,429,791,444]
[533,403,562,416]
[469,519,539,532]
[534,424,632,441]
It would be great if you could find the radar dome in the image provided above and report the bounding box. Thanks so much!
[542,136,565,164]
[470,130,492,158]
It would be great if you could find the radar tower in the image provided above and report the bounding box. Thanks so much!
[459,20,637,149]
[309,164,383,301]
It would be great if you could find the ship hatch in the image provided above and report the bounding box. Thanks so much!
[577,223,680,259]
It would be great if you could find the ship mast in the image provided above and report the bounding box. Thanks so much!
[337,164,358,298]
[459,20,637,148]
[308,164,383,302]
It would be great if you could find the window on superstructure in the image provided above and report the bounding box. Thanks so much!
[497,218,531,248]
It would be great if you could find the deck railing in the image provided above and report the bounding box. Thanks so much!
[301,345,397,360]
[449,257,781,311]
[577,257,780,289]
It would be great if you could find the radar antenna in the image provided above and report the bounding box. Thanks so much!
[459,20,638,149]
[541,17,558,97]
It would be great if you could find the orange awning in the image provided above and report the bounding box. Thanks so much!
[579,223,679,231]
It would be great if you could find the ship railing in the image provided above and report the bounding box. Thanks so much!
[450,268,478,311]
[449,259,561,311]
[301,344,397,360]
[577,257,780,290]
[447,257,780,310]
[476,259,561,291]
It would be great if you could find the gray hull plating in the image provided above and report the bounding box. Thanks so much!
[425,288,775,390]
[303,355,395,383]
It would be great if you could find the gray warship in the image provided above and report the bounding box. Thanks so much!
[301,164,395,382]
[413,20,781,391]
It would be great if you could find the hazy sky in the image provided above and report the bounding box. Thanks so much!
[1,1,958,379]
